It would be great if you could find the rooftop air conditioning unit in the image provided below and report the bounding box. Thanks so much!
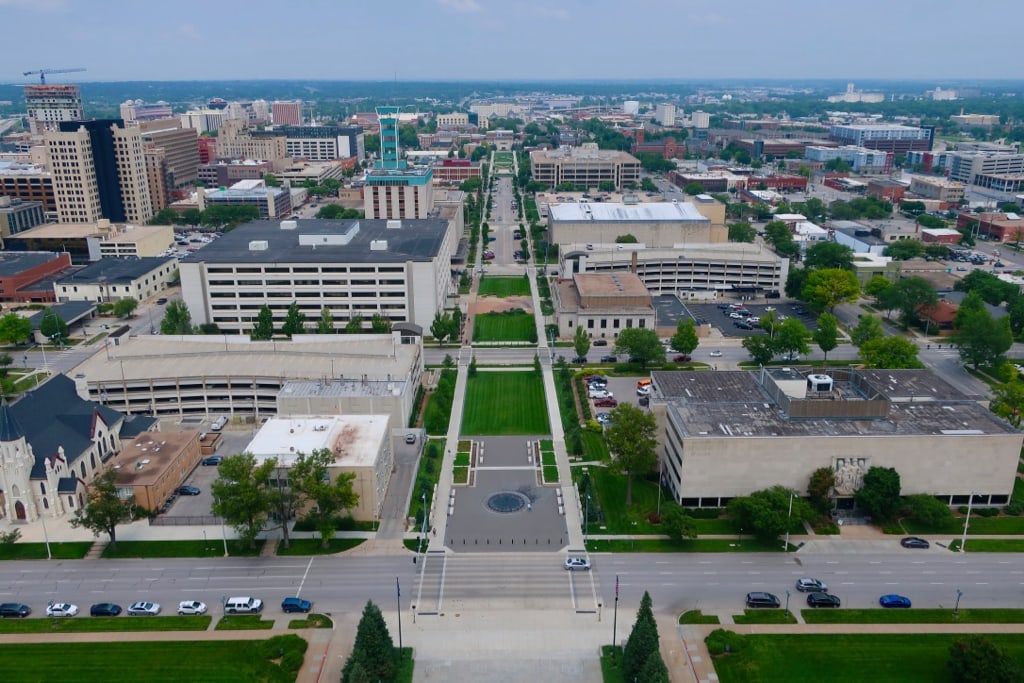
[280,220,297,230]
[370,239,388,251]
[249,240,270,251]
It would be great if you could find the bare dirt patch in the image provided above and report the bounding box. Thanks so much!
[470,295,534,315]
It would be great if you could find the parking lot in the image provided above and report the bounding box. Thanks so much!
[685,301,819,338]
[159,423,255,519]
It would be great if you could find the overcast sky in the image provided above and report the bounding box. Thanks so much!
[5,0,1022,82]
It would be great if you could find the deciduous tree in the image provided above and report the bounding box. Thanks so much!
[290,448,358,548]
[803,242,854,271]
[807,467,836,514]
[112,297,138,319]
[0,313,32,345]
[280,301,306,337]
[316,307,335,334]
[850,315,884,347]
[860,336,923,368]
[39,309,68,341]
[70,468,137,549]
[251,305,275,340]
[727,486,813,543]
[813,313,839,360]
[670,318,699,355]
[211,453,273,550]
[604,403,658,506]
[573,326,591,359]
[160,300,194,335]
[613,328,665,368]
[370,313,392,334]
[854,466,901,521]
[345,314,364,334]
[949,636,1021,683]
[801,268,860,312]
[742,334,775,365]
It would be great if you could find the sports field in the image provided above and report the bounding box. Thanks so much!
[461,371,550,435]
[473,312,536,342]
[477,275,531,298]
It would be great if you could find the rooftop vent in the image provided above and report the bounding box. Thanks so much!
[386,219,402,229]
[280,219,298,230]
[249,240,270,251]
[370,239,388,251]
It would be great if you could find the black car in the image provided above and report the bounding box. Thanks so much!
[201,456,222,466]
[89,603,123,617]
[0,603,31,618]
[600,355,617,363]
[592,339,608,347]
[156,298,168,305]
[571,356,587,364]
[745,592,780,608]
[900,536,930,549]
[806,592,841,608]
[177,485,201,496]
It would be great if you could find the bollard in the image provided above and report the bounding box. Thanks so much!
[487,539,490,544]
[499,538,501,544]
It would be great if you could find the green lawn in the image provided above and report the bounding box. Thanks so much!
[276,538,365,556]
[679,610,721,624]
[215,614,275,630]
[102,539,264,558]
[461,371,550,435]
[492,152,514,167]
[961,538,1024,551]
[0,639,304,682]
[600,645,627,683]
[473,312,536,342]
[585,538,788,553]
[580,431,609,460]
[0,616,211,633]
[801,608,1024,624]
[477,275,531,297]
[712,633,1024,683]
[288,613,333,629]
[733,610,797,625]
[543,465,559,482]
[0,541,91,560]
[900,515,1024,535]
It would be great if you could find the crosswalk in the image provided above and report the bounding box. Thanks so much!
[413,553,602,616]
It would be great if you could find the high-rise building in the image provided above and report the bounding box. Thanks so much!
[120,100,173,123]
[829,124,933,154]
[655,103,677,127]
[138,119,200,209]
[272,101,303,126]
[24,84,84,135]
[364,107,434,220]
[45,119,153,224]
[279,125,365,161]
[216,120,287,163]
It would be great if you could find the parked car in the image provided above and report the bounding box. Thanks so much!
[806,593,841,608]
[673,354,692,362]
[636,386,651,396]
[600,355,618,363]
[593,398,618,408]
[900,536,930,549]
[127,601,161,616]
[201,455,222,466]
[734,321,753,330]
[795,577,828,593]
[0,603,31,618]
[564,557,591,571]
[46,602,79,617]
[595,413,611,424]
[709,350,723,357]
[638,396,650,407]
[177,600,207,616]
[177,485,201,496]
[592,340,608,347]
[156,297,168,305]
[405,433,417,445]
[745,592,781,608]
[588,390,613,400]
[281,597,313,613]
[89,603,122,617]
[879,594,912,608]
[571,356,588,364]
[224,597,263,614]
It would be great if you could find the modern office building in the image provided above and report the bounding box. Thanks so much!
[216,120,288,163]
[652,367,1022,508]
[246,414,393,521]
[179,109,227,134]
[45,119,153,225]
[552,272,655,339]
[5,220,173,264]
[54,256,177,303]
[559,242,788,298]
[279,125,365,161]
[364,107,434,220]
[946,151,1024,186]
[120,100,173,123]
[655,103,677,127]
[24,84,83,135]
[138,118,200,210]
[203,180,292,219]
[908,176,965,203]
[530,145,641,190]
[436,112,471,128]
[0,197,46,238]
[178,217,456,334]
[271,101,303,126]
[547,200,721,247]
[71,334,424,423]
[805,145,892,173]
[431,158,482,185]
[0,161,56,215]
[828,124,933,153]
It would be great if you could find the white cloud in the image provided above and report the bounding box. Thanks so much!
[436,0,482,12]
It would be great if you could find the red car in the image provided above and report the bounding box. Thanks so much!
[673,354,692,362]
[593,397,618,407]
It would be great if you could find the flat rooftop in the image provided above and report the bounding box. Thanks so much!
[12,222,171,241]
[112,431,198,487]
[280,377,410,400]
[574,272,650,298]
[246,414,389,468]
[0,251,62,276]
[549,201,707,223]
[56,257,172,285]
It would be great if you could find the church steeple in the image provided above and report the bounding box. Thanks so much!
[0,397,24,443]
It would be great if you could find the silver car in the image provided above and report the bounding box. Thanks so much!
[564,557,591,571]
[795,577,828,593]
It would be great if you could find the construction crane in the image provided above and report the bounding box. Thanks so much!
[22,67,86,85]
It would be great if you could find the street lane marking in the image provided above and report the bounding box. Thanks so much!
[296,557,314,597]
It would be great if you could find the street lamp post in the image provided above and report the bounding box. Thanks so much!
[40,509,51,560]
[784,491,795,552]
[954,588,963,618]
[785,589,791,616]
[417,492,427,557]
[960,492,975,552]
[584,494,590,544]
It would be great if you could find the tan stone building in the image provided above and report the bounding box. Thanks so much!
[548,200,723,248]
[4,220,173,264]
[530,145,641,190]
[552,272,655,340]
[139,119,200,211]
[908,176,965,203]
[216,119,288,163]
[111,431,202,512]
[651,368,1022,509]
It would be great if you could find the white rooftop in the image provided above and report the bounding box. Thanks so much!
[246,414,390,468]
[549,201,707,222]
[921,228,962,237]
[794,221,827,236]
[774,213,807,222]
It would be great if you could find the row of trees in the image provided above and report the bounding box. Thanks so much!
[149,205,260,230]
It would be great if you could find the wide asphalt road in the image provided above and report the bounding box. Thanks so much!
[1,550,1019,618]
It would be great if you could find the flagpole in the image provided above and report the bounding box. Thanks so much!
[612,575,619,650]
[396,577,403,651]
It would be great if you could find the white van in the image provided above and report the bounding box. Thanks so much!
[224,596,263,614]
[211,416,228,431]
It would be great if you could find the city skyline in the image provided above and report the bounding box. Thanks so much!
[4,0,1024,83]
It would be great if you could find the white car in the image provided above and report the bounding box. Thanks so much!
[127,601,161,616]
[177,600,207,616]
[636,386,651,396]
[709,350,723,357]
[564,557,591,571]
[46,602,79,617]
[588,389,613,399]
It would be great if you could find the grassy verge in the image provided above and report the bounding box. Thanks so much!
[0,541,92,560]
[477,275,531,297]
[288,613,333,629]
[959,538,1024,551]
[712,633,1024,683]
[461,371,550,435]
[585,538,788,553]
[801,608,1024,624]
[102,539,264,558]
[899,515,1024,535]
[0,639,307,682]
[473,312,537,343]
[679,610,721,624]
[406,438,443,525]
[0,616,211,633]
[733,610,798,625]
[395,647,415,683]
[276,538,365,555]
[215,615,275,630]
[599,645,626,683]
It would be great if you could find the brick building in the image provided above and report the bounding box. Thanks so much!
[0,251,72,303]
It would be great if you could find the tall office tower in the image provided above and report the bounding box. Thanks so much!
[655,103,677,127]
[364,106,433,219]
[46,119,153,224]
[271,100,303,126]
[139,118,200,209]
[24,84,84,134]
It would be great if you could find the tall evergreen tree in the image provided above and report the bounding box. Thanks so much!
[623,591,660,682]
[342,600,396,683]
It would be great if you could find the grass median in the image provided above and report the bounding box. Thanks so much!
[473,311,536,343]
[102,539,264,559]
[275,538,365,556]
[477,275,531,297]
[461,371,550,435]
[0,541,92,561]
[215,614,275,630]
[0,615,211,633]
[801,607,1024,624]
